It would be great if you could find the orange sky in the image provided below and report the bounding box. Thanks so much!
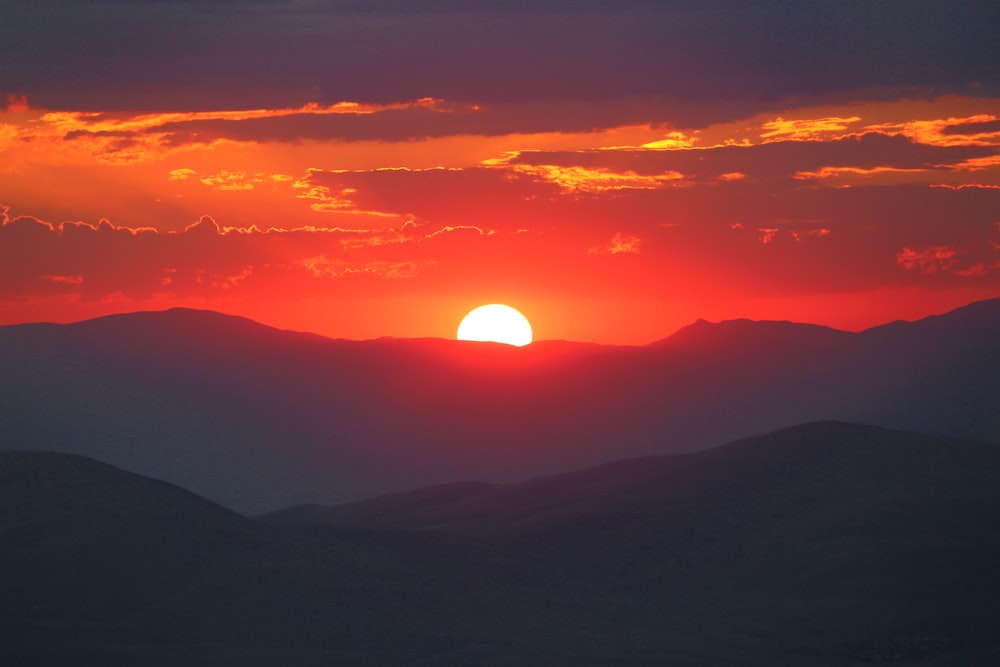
[2,2,999,344]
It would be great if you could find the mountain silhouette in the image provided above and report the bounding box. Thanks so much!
[0,450,258,617]
[268,419,1000,535]
[1,299,998,512]
[3,422,999,665]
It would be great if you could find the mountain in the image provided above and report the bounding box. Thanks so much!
[0,451,257,606]
[267,419,1000,535]
[1,299,999,513]
[0,450,256,664]
[0,449,501,666]
[4,422,1000,665]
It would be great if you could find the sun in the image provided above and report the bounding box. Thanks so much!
[457,304,533,347]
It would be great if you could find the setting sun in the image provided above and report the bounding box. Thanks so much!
[457,304,533,347]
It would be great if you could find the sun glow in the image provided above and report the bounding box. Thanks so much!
[457,304,533,347]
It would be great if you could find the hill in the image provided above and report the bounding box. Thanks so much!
[3,422,1000,665]
[1,299,998,513]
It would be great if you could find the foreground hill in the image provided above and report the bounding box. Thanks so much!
[3,422,999,665]
[0,451,258,623]
[1,299,998,512]
[0,449,503,666]
[266,420,1000,536]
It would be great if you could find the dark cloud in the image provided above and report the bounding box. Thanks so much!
[941,119,1000,135]
[5,1,997,113]
[0,209,347,300]
[0,204,563,302]
[150,98,710,144]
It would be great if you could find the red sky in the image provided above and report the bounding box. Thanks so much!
[2,1,999,344]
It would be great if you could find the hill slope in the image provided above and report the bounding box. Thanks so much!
[3,422,1000,665]
[268,420,1000,536]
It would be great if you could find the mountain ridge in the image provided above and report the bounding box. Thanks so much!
[11,295,1000,345]
[2,298,998,513]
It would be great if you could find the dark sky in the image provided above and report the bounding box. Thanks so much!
[4,1,998,112]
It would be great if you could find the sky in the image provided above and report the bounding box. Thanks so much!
[2,0,999,344]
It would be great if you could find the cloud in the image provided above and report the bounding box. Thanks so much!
[148,99,724,146]
[950,154,1000,171]
[300,256,436,280]
[1,88,998,336]
[793,165,931,186]
[589,233,641,256]
[718,172,746,181]
[299,166,560,232]
[2,96,767,157]
[8,1,998,113]
[509,163,687,194]
[151,99,481,146]
[896,245,959,273]
[41,274,83,286]
[287,141,998,296]
[168,168,198,181]
[932,183,1000,191]
[5,94,29,112]
[760,116,862,142]
[790,228,832,242]
[193,170,294,192]
[895,233,1000,277]
[867,114,1000,148]
[954,262,996,277]
[504,131,999,190]
[640,132,697,150]
[0,100,486,167]
[0,206,493,301]
[757,228,780,244]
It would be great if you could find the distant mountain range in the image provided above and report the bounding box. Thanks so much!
[3,422,999,665]
[1,298,998,512]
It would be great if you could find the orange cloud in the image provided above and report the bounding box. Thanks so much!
[301,256,436,280]
[866,114,1000,148]
[760,116,861,142]
[292,170,404,219]
[168,168,198,181]
[169,167,297,191]
[589,232,641,256]
[193,170,294,191]
[793,144,1000,188]
[931,183,1000,191]
[639,131,697,150]
[424,225,492,240]
[508,162,686,193]
[948,154,1000,172]
[4,98,458,165]
[794,165,931,184]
